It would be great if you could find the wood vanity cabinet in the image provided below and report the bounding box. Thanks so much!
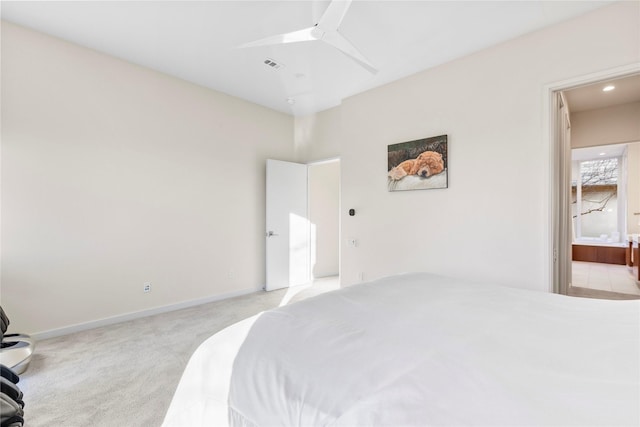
[634,242,639,282]
[572,244,626,265]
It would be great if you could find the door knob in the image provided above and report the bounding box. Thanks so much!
[266,231,279,237]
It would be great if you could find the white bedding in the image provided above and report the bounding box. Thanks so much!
[163,273,640,426]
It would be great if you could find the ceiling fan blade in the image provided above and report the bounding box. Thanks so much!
[321,31,378,74]
[239,27,318,48]
[317,0,352,31]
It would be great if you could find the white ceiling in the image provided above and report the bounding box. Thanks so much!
[1,0,616,116]
[572,143,628,161]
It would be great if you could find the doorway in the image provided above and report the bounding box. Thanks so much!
[570,142,640,299]
[308,159,341,280]
[265,158,340,291]
[550,68,640,299]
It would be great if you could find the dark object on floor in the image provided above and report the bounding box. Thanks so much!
[0,307,35,375]
[1,307,27,427]
[1,364,24,427]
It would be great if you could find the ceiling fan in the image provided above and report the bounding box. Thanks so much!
[239,0,377,74]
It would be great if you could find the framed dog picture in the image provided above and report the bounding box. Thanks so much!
[387,135,448,191]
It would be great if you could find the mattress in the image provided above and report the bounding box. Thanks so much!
[163,273,640,426]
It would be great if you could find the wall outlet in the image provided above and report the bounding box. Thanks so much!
[143,282,151,293]
[358,272,365,282]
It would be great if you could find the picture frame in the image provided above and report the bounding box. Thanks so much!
[387,134,448,191]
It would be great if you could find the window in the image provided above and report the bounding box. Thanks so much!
[572,153,625,242]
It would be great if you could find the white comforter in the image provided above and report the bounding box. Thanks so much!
[164,273,640,426]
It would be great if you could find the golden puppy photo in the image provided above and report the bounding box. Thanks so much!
[387,135,448,191]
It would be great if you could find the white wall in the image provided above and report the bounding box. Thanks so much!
[2,1,639,335]
[309,161,340,278]
[571,102,640,148]
[305,1,640,290]
[627,143,640,235]
[1,22,295,335]
[294,108,343,163]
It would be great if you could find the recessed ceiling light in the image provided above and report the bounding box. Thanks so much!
[602,85,615,92]
[599,152,606,156]
[286,98,296,105]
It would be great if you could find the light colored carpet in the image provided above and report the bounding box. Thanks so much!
[18,277,339,427]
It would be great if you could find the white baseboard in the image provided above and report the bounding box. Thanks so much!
[32,287,260,341]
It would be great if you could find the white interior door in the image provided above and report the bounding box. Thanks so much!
[266,159,310,291]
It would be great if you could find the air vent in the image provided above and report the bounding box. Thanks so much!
[263,58,284,71]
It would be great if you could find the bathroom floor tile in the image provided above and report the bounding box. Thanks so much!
[572,261,639,296]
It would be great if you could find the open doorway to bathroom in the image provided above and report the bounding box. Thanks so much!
[560,74,640,299]
[570,142,640,298]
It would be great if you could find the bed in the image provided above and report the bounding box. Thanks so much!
[163,272,640,426]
